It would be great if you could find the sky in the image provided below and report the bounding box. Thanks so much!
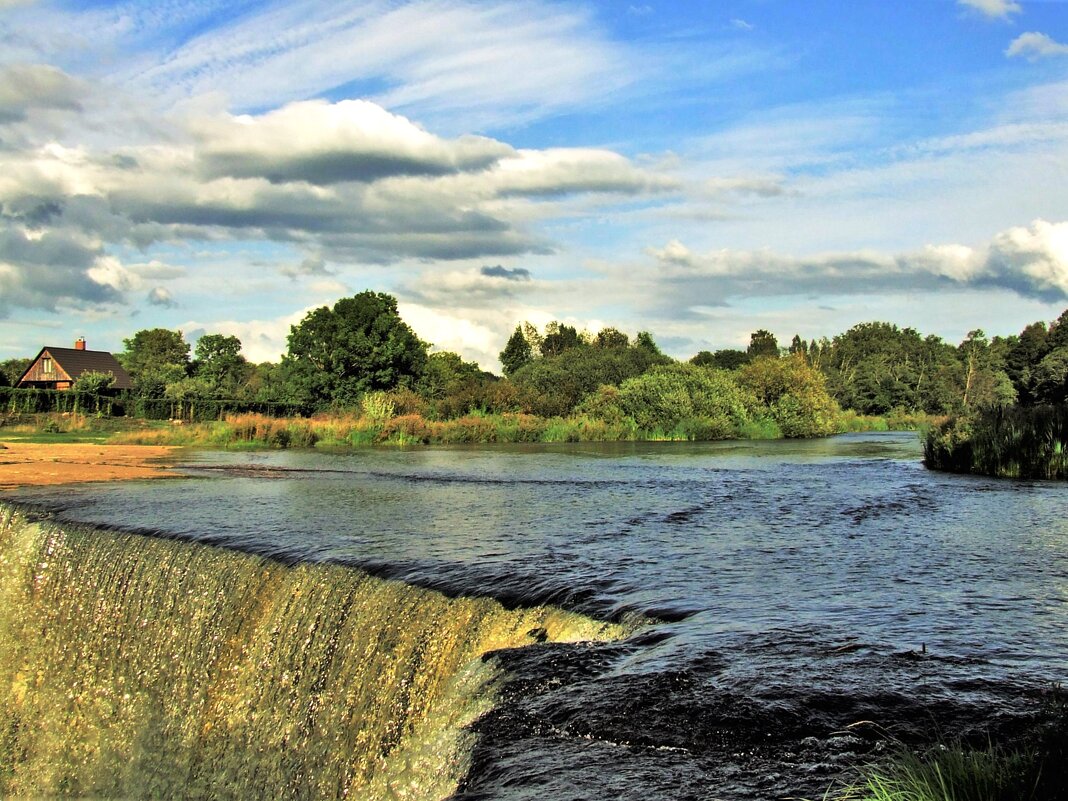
[1,0,1067,370]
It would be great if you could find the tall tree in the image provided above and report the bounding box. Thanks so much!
[193,334,248,397]
[282,292,428,409]
[747,329,779,359]
[121,328,191,397]
[540,322,582,357]
[499,326,534,376]
[594,327,630,349]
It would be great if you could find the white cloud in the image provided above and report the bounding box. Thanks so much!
[146,286,176,307]
[0,97,672,266]
[181,308,315,364]
[647,219,1068,303]
[1006,32,1068,61]
[192,100,514,184]
[958,0,1021,19]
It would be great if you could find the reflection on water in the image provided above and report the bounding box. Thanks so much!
[6,432,1067,798]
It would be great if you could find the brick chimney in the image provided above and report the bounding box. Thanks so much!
[75,337,86,351]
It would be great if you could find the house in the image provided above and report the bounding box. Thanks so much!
[17,338,133,391]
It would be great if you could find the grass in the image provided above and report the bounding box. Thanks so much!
[0,413,169,445]
[3,407,942,451]
[829,746,1039,801]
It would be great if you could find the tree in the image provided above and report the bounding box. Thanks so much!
[959,329,1015,410]
[418,351,485,400]
[120,329,191,397]
[0,358,30,385]
[193,334,248,397]
[594,327,630,349]
[282,291,428,409]
[747,329,779,359]
[1004,322,1047,405]
[540,322,582,357]
[499,326,533,376]
[511,340,671,417]
[635,331,662,355]
[1033,347,1068,404]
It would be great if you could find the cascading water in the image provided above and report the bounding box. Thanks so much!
[0,504,626,800]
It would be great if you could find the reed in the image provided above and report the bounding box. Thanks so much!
[924,405,1068,479]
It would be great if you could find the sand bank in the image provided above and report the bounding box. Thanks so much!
[0,442,179,490]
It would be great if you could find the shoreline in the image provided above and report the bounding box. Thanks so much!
[0,442,181,490]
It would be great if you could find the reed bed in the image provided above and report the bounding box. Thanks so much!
[107,410,791,449]
[924,405,1068,479]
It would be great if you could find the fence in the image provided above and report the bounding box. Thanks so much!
[0,387,308,421]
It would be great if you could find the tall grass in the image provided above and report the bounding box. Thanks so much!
[924,405,1068,479]
[832,746,1038,801]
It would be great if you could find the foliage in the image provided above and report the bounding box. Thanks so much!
[540,321,583,357]
[120,329,191,398]
[0,359,31,386]
[499,326,534,376]
[738,355,842,438]
[417,351,485,401]
[193,334,248,397]
[634,331,662,355]
[924,404,1068,479]
[510,340,670,417]
[71,371,116,395]
[361,391,395,424]
[609,363,755,436]
[747,329,779,359]
[1031,347,1068,404]
[282,291,428,410]
[691,349,750,371]
[594,327,630,349]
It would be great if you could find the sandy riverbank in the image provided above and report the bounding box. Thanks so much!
[0,442,179,490]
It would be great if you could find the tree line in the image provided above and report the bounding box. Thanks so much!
[1,291,1065,438]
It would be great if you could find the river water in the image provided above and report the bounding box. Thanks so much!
[6,432,1068,799]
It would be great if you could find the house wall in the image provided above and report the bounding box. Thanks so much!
[19,351,74,390]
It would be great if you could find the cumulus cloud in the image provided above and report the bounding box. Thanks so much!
[0,227,121,317]
[401,265,542,308]
[193,100,513,185]
[0,97,669,266]
[958,0,1021,19]
[146,287,176,307]
[1006,33,1068,61]
[492,149,677,197]
[280,255,331,279]
[0,64,84,125]
[648,219,1068,304]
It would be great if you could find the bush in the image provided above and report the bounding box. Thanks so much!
[612,363,754,434]
[738,355,842,438]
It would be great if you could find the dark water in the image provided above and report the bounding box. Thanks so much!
[7,432,1068,799]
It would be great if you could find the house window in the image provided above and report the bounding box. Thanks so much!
[42,358,53,374]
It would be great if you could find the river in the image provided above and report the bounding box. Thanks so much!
[4,431,1067,799]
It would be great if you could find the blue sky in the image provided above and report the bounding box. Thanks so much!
[1,0,1067,368]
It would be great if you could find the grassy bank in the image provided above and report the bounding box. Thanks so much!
[92,408,927,450]
[923,405,1068,479]
[827,692,1067,801]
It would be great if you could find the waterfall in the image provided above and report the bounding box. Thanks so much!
[0,503,624,800]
